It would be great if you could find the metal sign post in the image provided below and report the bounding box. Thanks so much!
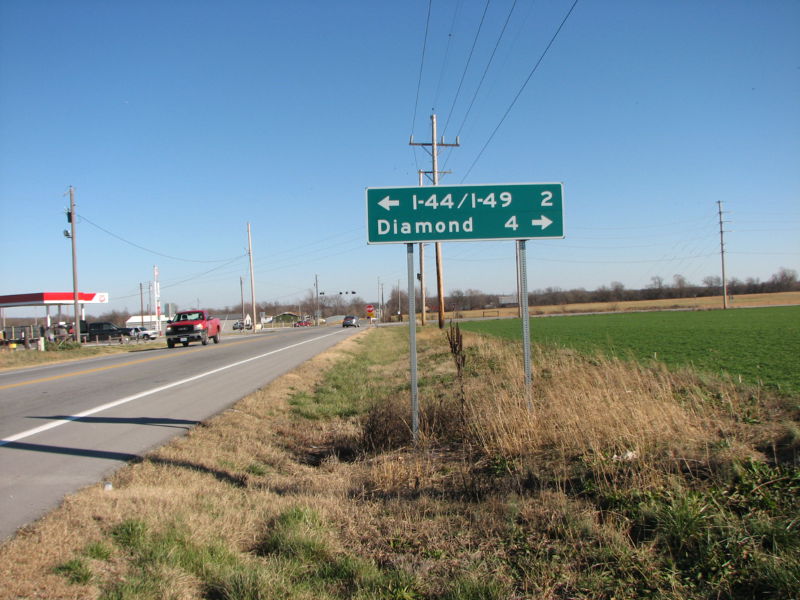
[407,243,419,441]
[366,182,564,440]
[517,240,533,408]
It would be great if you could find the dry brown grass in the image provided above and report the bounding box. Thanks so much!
[357,327,787,497]
[421,290,800,322]
[0,324,795,599]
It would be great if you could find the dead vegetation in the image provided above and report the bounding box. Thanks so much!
[1,325,797,599]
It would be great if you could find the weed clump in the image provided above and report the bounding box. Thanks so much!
[357,326,800,598]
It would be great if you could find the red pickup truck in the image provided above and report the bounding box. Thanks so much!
[165,310,222,348]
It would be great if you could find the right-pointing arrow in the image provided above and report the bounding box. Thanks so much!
[531,215,553,229]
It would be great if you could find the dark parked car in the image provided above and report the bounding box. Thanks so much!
[81,321,130,341]
[342,316,359,328]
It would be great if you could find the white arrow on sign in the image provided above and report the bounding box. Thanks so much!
[378,196,400,211]
[531,215,553,229]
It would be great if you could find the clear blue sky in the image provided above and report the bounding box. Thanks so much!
[1,0,798,317]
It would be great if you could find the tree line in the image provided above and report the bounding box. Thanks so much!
[9,268,794,328]
[403,267,799,312]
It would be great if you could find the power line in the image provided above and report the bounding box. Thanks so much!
[569,215,715,231]
[432,1,463,112]
[410,0,434,174]
[159,255,247,290]
[460,0,580,182]
[441,0,491,138]
[452,0,518,141]
[79,214,246,263]
[730,251,800,256]
[448,251,719,265]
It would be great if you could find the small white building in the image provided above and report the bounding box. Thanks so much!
[126,314,170,329]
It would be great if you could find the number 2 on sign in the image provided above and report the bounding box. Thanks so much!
[541,191,553,207]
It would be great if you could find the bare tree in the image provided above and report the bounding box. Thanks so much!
[769,267,798,291]
[448,289,466,311]
[672,274,689,298]
[610,281,626,301]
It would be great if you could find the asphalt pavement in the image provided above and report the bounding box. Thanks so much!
[0,327,361,541]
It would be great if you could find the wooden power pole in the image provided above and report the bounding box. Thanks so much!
[410,114,459,328]
[717,201,729,309]
[68,186,81,344]
[247,223,257,328]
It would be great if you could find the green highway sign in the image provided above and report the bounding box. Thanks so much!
[366,182,564,244]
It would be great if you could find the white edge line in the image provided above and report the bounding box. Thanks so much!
[1,330,345,447]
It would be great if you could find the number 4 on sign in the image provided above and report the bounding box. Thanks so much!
[504,215,519,231]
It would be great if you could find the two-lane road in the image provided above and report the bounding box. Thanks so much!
[0,326,362,541]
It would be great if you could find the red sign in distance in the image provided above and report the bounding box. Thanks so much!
[366,304,375,316]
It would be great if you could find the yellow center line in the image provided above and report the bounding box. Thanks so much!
[0,336,272,391]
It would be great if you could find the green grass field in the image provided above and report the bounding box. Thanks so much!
[460,306,800,394]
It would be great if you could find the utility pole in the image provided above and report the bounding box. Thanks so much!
[139,283,145,327]
[68,186,81,344]
[239,276,246,327]
[410,113,459,328]
[717,201,729,309]
[315,274,320,326]
[247,223,257,329]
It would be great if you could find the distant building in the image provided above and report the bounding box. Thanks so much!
[498,295,518,308]
[126,314,170,329]
[163,303,178,319]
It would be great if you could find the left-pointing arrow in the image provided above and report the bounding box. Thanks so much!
[531,215,553,229]
[378,196,400,211]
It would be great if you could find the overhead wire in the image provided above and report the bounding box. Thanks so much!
[159,255,248,290]
[448,252,720,265]
[569,215,713,231]
[451,0,518,142]
[460,0,580,182]
[254,241,366,276]
[79,214,246,263]
[432,1,463,112]
[410,0,434,173]
[441,0,491,138]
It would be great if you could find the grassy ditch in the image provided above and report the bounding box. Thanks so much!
[0,325,798,599]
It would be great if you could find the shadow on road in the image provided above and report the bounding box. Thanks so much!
[28,416,199,429]
[0,441,139,462]
[1,443,247,489]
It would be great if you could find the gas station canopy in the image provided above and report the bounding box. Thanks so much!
[0,292,109,308]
